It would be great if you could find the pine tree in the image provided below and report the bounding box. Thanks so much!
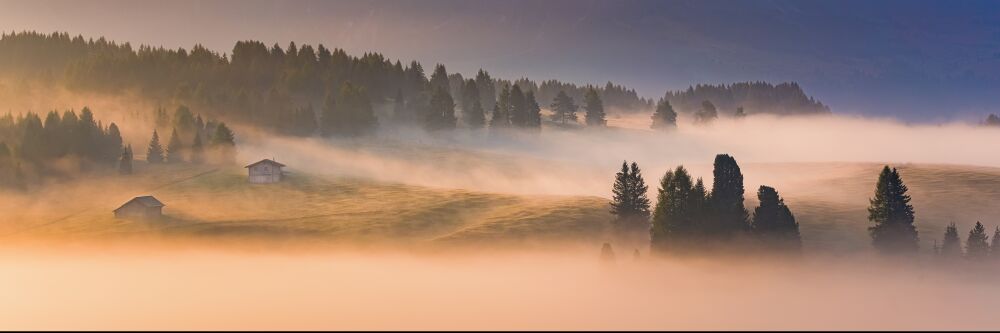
[146,130,164,164]
[710,154,749,235]
[751,185,801,250]
[211,122,236,164]
[967,221,990,259]
[165,128,184,163]
[940,223,961,257]
[426,87,457,131]
[610,161,651,247]
[867,166,919,254]
[461,79,485,128]
[584,87,606,127]
[550,90,578,124]
[651,98,677,130]
[190,132,204,164]
[118,145,133,175]
[475,69,496,112]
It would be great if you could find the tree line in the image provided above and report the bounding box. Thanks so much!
[663,81,830,117]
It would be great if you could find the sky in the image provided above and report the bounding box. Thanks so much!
[1,0,999,121]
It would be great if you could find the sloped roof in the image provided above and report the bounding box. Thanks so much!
[245,158,286,168]
[114,196,165,212]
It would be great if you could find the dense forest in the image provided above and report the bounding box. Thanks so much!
[664,82,830,116]
[0,31,831,137]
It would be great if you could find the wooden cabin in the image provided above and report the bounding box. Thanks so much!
[113,196,164,219]
[245,158,286,184]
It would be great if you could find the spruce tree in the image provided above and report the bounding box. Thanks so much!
[146,130,164,164]
[940,223,961,257]
[429,64,449,94]
[461,79,485,128]
[751,185,801,250]
[651,98,677,130]
[584,87,606,127]
[211,122,237,164]
[867,166,919,254]
[165,128,184,163]
[610,161,651,246]
[550,90,578,125]
[650,166,695,251]
[967,221,989,259]
[710,154,749,235]
[475,69,496,112]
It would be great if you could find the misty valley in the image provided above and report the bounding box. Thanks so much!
[1,27,1000,330]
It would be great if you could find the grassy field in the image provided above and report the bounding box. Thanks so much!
[2,159,1000,253]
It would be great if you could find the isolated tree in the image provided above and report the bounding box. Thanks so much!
[694,100,718,124]
[146,130,164,164]
[710,154,749,235]
[118,145,133,175]
[940,223,961,257]
[165,128,184,163]
[967,221,990,259]
[867,166,919,254]
[584,88,607,126]
[751,185,801,250]
[600,243,616,262]
[426,87,457,131]
[190,132,204,164]
[550,90,578,124]
[651,98,677,130]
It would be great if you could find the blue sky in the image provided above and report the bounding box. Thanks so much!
[1,0,999,121]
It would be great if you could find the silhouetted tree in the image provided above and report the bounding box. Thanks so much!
[751,185,801,250]
[490,84,511,129]
[967,221,990,259]
[940,223,961,257]
[584,87,606,127]
[734,106,746,118]
[475,69,497,112]
[525,91,542,129]
[426,87,457,131]
[985,114,1000,127]
[991,227,1000,259]
[710,154,749,235]
[694,100,718,124]
[867,166,919,254]
[461,79,485,128]
[509,85,528,127]
[550,90,578,125]
[610,161,651,246]
[146,130,164,164]
[651,98,677,130]
[429,64,449,94]
[165,128,184,163]
[118,145,133,175]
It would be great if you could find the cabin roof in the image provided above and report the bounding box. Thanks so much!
[245,158,286,168]
[114,196,165,212]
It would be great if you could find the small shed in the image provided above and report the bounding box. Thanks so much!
[245,158,286,184]
[113,196,165,219]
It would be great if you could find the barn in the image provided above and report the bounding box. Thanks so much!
[113,196,165,219]
[245,158,286,184]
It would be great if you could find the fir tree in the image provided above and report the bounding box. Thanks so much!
[211,122,237,164]
[146,130,164,164]
[610,161,652,247]
[991,227,1000,259]
[967,221,990,259]
[165,128,184,163]
[490,84,511,129]
[751,185,801,250]
[651,98,677,130]
[475,69,496,112]
[940,223,961,257]
[509,85,528,127]
[867,166,919,254]
[461,79,485,128]
[429,64,449,94]
[584,87,606,127]
[550,90,578,124]
[650,166,695,251]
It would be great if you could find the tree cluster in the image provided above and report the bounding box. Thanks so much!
[934,222,999,260]
[664,81,830,116]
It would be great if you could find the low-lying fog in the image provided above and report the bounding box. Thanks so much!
[5,90,1000,329]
